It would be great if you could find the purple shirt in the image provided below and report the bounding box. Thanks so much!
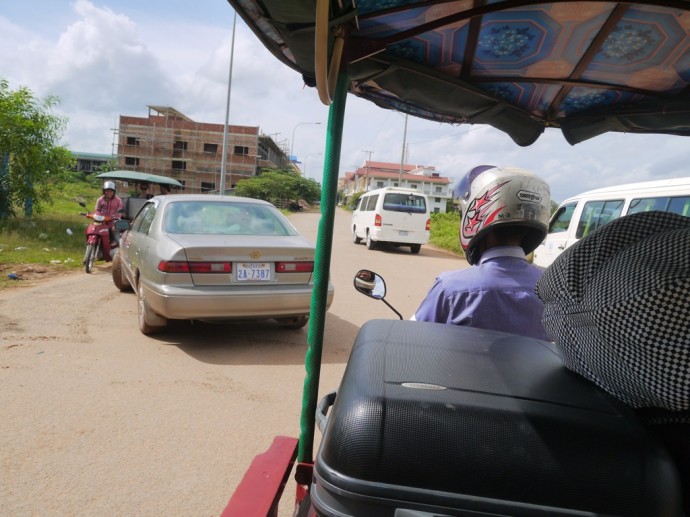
[414,246,550,341]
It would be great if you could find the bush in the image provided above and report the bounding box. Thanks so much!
[429,211,464,256]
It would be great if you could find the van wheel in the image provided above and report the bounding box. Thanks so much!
[352,227,361,244]
[410,244,421,254]
[366,231,376,250]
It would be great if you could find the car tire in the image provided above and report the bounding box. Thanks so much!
[352,227,361,244]
[410,244,421,254]
[365,231,376,250]
[111,251,132,292]
[137,282,167,335]
[276,315,309,329]
[84,243,97,274]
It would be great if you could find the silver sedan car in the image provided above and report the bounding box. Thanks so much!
[112,194,334,334]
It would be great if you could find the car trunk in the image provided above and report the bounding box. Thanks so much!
[169,234,316,286]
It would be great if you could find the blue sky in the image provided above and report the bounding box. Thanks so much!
[1,0,689,202]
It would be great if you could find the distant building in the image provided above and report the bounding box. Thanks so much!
[339,161,452,213]
[72,152,113,173]
[116,106,291,193]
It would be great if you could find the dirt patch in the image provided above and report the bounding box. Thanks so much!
[0,263,82,289]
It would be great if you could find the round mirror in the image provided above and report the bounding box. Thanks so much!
[353,269,386,299]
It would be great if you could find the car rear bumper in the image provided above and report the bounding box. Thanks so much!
[370,227,429,245]
[143,282,334,320]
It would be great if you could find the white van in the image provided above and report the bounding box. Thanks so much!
[533,177,690,268]
[351,187,430,254]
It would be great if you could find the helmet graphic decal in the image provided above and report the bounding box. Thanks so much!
[462,180,509,239]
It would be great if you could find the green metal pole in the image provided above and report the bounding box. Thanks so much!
[298,72,349,463]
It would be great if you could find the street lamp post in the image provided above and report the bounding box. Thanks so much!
[290,122,321,162]
[304,153,323,179]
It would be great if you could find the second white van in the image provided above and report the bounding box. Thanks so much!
[351,187,430,254]
[533,177,690,268]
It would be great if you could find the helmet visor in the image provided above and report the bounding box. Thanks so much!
[454,165,495,200]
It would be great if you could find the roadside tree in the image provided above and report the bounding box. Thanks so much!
[234,168,321,206]
[0,79,74,218]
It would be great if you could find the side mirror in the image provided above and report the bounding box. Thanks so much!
[114,220,131,231]
[353,269,402,319]
[354,269,385,299]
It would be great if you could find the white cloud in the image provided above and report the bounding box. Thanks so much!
[1,0,688,202]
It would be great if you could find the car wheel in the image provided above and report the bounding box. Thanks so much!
[365,231,376,250]
[84,243,97,274]
[410,244,421,254]
[352,227,361,244]
[137,282,167,335]
[276,315,309,329]
[111,251,132,292]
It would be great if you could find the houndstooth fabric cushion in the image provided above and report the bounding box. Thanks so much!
[536,211,690,417]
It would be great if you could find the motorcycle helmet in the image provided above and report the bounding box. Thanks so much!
[102,181,117,195]
[454,165,550,265]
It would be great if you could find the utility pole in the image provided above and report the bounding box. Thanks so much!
[362,150,373,191]
[220,11,237,195]
[399,113,408,184]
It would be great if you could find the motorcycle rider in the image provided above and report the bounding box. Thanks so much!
[95,181,123,249]
[412,165,551,341]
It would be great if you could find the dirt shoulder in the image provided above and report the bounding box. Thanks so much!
[0,263,82,289]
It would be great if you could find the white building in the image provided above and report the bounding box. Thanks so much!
[339,161,452,213]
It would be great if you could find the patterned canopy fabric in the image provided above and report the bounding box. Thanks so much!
[229,0,690,146]
[536,211,690,417]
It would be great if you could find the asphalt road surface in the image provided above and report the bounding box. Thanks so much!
[0,207,466,516]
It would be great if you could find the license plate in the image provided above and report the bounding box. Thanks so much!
[398,230,409,236]
[236,262,272,281]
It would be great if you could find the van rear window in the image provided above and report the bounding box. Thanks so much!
[382,193,426,214]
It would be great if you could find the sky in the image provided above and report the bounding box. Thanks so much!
[1,0,689,203]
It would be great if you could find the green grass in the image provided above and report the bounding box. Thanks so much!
[429,211,464,256]
[0,174,102,285]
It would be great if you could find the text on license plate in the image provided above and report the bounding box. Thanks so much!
[236,262,271,281]
[398,230,408,236]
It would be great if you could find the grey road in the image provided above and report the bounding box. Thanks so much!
[0,207,465,516]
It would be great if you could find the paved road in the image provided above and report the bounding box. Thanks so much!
[0,208,466,516]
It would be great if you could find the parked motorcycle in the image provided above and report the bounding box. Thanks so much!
[78,202,122,274]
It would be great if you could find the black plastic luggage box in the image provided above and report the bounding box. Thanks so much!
[312,320,681,516]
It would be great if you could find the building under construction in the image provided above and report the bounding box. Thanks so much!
[116,106,291,193]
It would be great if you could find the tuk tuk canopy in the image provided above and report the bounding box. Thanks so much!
[229,0,690,146]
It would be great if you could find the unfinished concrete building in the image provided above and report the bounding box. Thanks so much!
[116,106,291,193]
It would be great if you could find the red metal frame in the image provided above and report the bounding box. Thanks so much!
[220,436,299,517]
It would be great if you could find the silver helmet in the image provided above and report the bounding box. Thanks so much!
[454,165,550,265]
[102,180,116,194]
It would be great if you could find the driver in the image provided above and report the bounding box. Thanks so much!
[412,165,551,341]
[95,180,123,245]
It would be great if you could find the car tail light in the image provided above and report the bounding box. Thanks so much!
[276,262,314,273]
[425,218,431,231]
[158,261,231,273]
[374,214,382,227]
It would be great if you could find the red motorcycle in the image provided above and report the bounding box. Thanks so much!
[79,204,120,274]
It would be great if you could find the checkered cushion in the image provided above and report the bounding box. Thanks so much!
[536,211,690,417]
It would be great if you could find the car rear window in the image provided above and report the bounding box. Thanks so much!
[164,201,298,236]
[382,193,426,213]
